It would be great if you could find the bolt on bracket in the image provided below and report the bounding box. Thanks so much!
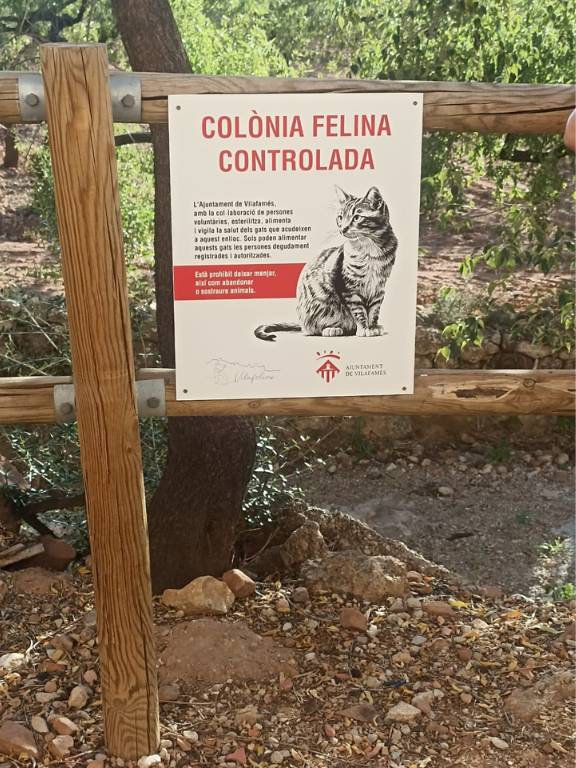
[18,73,46,122]
[18,72,141,123]
[53,379,165,422]
[109,73,141,122]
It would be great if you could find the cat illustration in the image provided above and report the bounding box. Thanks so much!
[254,185,397,341]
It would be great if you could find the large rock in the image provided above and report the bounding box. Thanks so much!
[504,670,575,722]
[302,550,407,600]
[222,569,256,598]
[281,520,328,566]
[162,576,235,616]
[26,535,76,571]
[0,721,39,759]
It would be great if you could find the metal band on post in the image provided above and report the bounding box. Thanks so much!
[17,72,141,123]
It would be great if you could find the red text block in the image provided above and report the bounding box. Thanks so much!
[173,263,305,300]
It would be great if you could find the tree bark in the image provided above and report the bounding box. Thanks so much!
[111,0,256,593]
[2,127,18,168]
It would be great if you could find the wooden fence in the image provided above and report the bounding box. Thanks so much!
[0,43,574,759]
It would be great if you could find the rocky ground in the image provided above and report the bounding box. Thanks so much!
[294,431,575,599]
[0,544,575,768]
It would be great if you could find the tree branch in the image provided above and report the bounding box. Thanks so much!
[115,132,152,146]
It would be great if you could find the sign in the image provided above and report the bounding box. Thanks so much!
[169,93,423,400]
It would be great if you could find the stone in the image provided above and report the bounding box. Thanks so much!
[26,535,76,571]
[137,755,161,768]
[234,705,259,726]
[36,691,59,703]
[182,729,199,742]
[423,601,454,618]
[222,569,256,598]
[504,670,575,721]
[562,621,576,641]
[52,716,78,736]
[411,691,436,714]
[68,684,89,709]
[281,520,328,567]
[83,669,98,685]
[225,746,247,764]
[341,703,378,722]
[392,650,412,665]
[276,597,290,613]
[270,751,284,764]
[460,692,473,705]
[48,735,74,759]
[556,453,570,466]
[437,486,454,497]
[516,341,552,359]
[162,576,235,616]
[0,723,39,761]
[0,652,25,672]
[158,683,180,702]
[302,550,407,600]
[31,716,49,734]
[340,607,367,632]
[490,737,509,750]
[53,634,74,651]
[386,702,421,723]
[292,587,310,604]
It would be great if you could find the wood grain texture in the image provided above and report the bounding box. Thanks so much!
[39,44,159,759]
[1,70,573,134]
[1,369,573,422]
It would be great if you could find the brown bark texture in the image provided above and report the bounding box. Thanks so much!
[111,0,256,593]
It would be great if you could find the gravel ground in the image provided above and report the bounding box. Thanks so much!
[296,436,575,598]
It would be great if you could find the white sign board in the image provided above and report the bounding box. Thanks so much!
[169,93,422,400]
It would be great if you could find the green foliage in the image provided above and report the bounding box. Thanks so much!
[550,582,576,602]
[172,0,290,76]
[31,138,154,268]
[488,440,512,464]
[243,419,306,526]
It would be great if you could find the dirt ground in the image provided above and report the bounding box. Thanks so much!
[0,559,574,768]
[294,431,575,598]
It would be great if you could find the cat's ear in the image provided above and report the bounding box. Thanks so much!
[364,186,383,209]
[334,185,351,205]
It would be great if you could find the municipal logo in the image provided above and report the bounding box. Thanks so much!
[316,351,341,383]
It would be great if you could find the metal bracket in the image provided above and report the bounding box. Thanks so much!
[110,74,142,122]
[54,383,76,423]
[136,379,166,418]
[18,72,141,123]
[18,73,46,122]
[53,379,165,421]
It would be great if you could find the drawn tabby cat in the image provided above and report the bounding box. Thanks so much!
[254,185,397,341]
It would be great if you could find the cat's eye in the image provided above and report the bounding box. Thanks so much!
[353,214,362,222]
[336,215,342,224]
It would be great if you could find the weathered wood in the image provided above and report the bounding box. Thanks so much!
[40,44,159,759]
[0,369,573,422]
[0,542,44,568]
[0,71,573,134]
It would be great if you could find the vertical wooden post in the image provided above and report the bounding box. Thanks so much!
[40,44,159,759]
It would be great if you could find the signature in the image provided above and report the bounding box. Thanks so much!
[207,358,279,386]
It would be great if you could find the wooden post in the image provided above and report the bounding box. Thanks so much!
[40,44,159,758]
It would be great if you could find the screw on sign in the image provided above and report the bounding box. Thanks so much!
[316,351,341,383]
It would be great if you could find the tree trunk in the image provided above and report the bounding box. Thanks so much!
[111,0,256,593]
[2,128,19,169]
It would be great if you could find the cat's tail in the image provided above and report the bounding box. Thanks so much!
[254,322,301,341]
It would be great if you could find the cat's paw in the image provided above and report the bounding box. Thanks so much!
[322,327,344,337]
[368,326,385,336]
[355,327,370,337]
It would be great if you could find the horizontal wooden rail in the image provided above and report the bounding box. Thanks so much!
[0,369,573,424]
[0,72,573,133]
